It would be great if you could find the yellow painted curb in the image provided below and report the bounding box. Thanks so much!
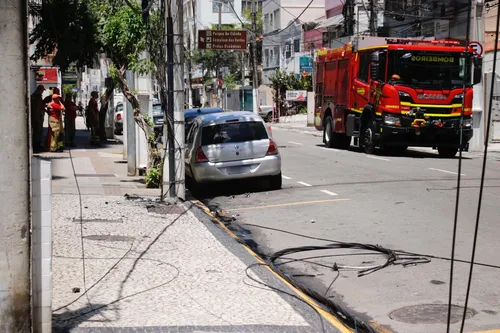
[192,199,392,333]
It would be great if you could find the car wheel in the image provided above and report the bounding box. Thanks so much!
[438,147,458,158]
[266,112,273,122]
[269,172,282,190]
[363,119,377,154]
[187,175,204,197]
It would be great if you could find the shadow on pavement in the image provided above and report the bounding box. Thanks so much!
[191,178,277,200]
[53,303,110,333]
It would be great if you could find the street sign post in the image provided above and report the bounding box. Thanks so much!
[198,30,247,51]
[468,41,483,57]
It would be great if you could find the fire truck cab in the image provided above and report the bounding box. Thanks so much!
[314,37,482,157]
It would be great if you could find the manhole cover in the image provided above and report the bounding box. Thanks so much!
[84,235,135,242]
[147,205,186,215]
[389,304,475,324]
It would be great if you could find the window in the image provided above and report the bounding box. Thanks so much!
[212,0,234,13]
[357,53,369,82]
[273,9,280,29]
[264,49,269,67]
[263,14,269,32]
[293,39,300,53]
[202,121,268,145]
[186,123,198,144]
[285,43,291,59]
[269,13,274,30]
[377,51,387,82]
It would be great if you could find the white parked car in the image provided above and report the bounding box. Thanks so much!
[185,111,282,194]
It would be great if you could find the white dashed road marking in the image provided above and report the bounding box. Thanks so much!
[282,175,292,180]
[428,168,466,176]
[316,146,341,152]
[366,155,390,161]
[288,141,303,146]
[297,181,313,187]
[320,190,338,196]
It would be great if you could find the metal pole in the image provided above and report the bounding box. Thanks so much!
[218,2,222,30]
[0,0,31,331]
[357,6,360,35]
[369,0,376,36]
[241,52,245,110]
[251,0,259,114]
[125,71,137,176]
[218,2,222,108]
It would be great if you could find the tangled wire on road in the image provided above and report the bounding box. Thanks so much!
[260,241,431,333]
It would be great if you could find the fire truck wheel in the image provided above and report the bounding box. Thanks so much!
[437,147,458,158]
[363,120,377,154]
[323,116,335,148]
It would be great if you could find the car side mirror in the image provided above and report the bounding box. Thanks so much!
[473,57,482,85]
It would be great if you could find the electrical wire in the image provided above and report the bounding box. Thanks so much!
[459,2,500,332]
[446,0,473,330]
[263,0,315,37]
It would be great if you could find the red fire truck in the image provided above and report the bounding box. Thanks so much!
[314,37,482,157]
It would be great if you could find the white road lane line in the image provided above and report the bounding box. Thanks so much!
[320,190,338,196]
[297,181,313,187]
[288,141,303,146]
[282,175,292,180]
[366,155,390,161]
[428,168,466,176]
[315,146,340,152]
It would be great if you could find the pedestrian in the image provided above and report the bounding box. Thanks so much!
[64,93,78,147]
[45,93,65,152]
[31,85,45,153]
[86,91,100,145]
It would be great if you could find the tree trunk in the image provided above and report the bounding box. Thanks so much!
[115,67,159,169]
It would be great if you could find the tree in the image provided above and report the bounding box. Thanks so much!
[30,0,162,184]
[268,69,312,115]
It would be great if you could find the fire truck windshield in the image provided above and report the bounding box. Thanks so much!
[387,51,471,90]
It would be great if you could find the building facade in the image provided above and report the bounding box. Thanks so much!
[261,0,325,85]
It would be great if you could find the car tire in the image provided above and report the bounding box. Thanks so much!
[266,112,273,122]
[269,173,282,190]
[438,147,458,158]
[363,119,377,155]
[187,176,204,198]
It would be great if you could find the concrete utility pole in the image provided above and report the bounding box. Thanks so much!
[344,0,355,36]
[0,0,31,332]
[369,0,376,36]
[165,0,186,199]
[126,71,137,176]
[218,2,223,108]
[251,0,259,114]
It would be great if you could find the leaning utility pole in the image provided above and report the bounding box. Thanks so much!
[0,0,31,332]
[165,0,186,199]
[343,0,355,36]
[251,0,259,114]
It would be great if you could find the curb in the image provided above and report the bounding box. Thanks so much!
[271,125,323,137]
[190,199,392,333]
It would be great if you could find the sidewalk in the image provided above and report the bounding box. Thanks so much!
[38,117,348,332]
[270,114,322,137]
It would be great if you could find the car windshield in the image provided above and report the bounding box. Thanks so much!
[153,104,162,116]
[388,51,471,90]
[202,121,268,145]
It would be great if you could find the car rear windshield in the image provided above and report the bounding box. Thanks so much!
[202,121,268,145]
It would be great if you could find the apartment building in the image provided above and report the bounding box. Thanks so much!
[261,0,325,84]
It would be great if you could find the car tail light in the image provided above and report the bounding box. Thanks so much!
[266,139,279,156]
[195,146,209,163]
[117,114,122,121]
[268,125,273,137]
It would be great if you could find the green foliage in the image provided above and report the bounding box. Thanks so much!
[62,84,76,97]
[268,69,312,114]
[242,8,263,34]
[29,0,100,71]
[224,72,239,90]
[145,165,161,188]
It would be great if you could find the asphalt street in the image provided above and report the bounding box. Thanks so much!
[200,126,500,333]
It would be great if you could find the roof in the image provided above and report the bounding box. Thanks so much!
[184,108,224,120]
[198,111,263,126]
[315,14,343,30]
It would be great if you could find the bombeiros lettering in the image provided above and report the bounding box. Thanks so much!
[411,56,454,63]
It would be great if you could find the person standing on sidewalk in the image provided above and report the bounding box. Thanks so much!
[46,93,65,152]
[87,91,100,145]
[64,93,77,147]
[31,85,45,152]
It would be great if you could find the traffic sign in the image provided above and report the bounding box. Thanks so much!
[198,30,247,51]
[468,41,483,57]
